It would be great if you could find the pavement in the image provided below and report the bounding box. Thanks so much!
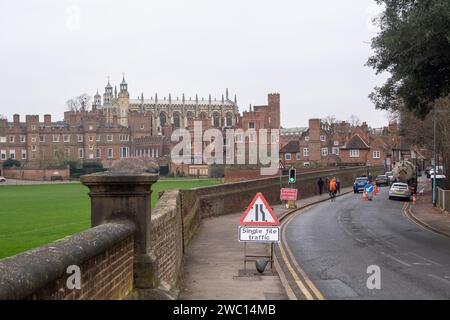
[407,180,450,238]
[179,188,351,300]
[280,186,450,299]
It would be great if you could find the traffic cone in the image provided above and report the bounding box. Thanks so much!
[374,185,378,195]
[412,194,416,204]
[363,191,367,201]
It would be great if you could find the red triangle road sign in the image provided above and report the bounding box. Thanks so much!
[240,192,280,226]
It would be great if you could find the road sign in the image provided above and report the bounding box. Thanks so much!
[365,184,374,193]
[280,188,298,201]
[278,160,285,169]
[240,192,280,226]
[238,226,280,243]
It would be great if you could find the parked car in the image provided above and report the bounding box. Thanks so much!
[375,175,388,187]
[0,176,6,183]
[388,182,411,200]
[385,171,394,184]
[353,177,369,193]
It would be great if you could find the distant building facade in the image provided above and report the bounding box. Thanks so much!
[0,76,281,176]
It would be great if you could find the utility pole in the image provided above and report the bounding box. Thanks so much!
[432,109,437,206]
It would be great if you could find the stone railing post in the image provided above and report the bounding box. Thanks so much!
[81,172,159,290]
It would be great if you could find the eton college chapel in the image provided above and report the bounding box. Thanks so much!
[0,75,281,175]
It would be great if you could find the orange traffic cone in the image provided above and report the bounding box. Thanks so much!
[374,185,379,195]
[412,194,417,204]
[363,191,368,201]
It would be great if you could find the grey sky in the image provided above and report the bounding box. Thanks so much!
[0,0,389,128]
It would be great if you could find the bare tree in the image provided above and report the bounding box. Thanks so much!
[349,114,362,127]
[66,93,92,112]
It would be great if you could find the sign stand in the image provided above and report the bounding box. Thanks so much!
[243,242,274,272]
[239,193,280,273]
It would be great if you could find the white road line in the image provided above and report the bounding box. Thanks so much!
[380,252,411,267]
[408,252,443,267]
[428,274,450,286]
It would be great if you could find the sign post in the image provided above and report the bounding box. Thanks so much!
[239,193,281,271]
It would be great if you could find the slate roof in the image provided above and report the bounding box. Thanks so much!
[342,134,370,149]
[280,140,300,153]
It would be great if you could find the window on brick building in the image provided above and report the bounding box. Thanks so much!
[303,148,309,157]
[140,124,145,130]
[64,135,70,143]
[213,113,220,128]
[107,135,113,142]
[10,150,15,159]
[78,148,84,159]
[0,136,6,143]
[78,135,83,142]
[96,135,101,142]
[249,122,255,129]
[320,135,326,142]
[119,134,129,141]
[235,133,243,143]
[304,162,310,167]
[305,136,310,141]
[249,132,255,143]
[21,149,27,160]
[1,150,6,160]
[52,135,60,143]
[96,148,101,158]
[64,148,70,159]
[226,113,232,127]
[321,148,328,156]
[296,153,301,160]
[120,147,129,158]
[350,150,359,158]
[108,148,113,158]
[334,140,339,146]
[32,145,36,151]
[285,153,291,160]
[173,112,181,128]
[89,136,94,142]
[9,136,14,143]
[332,147,340,155]
[39,135,45,143]
[373,151,381,159]
[31,125,36,131]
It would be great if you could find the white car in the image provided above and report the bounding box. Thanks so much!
[0,176,6,183]
[388,182,411,200]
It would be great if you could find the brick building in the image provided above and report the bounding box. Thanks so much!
[0,76,281,176]
[279,118,400,169]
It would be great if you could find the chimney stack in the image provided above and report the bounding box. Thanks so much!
[44,114,51,127]
[13,114,20,127]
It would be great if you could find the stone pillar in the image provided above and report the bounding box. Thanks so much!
[81,172,159,289]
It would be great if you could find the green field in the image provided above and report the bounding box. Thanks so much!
[0,179,222,259]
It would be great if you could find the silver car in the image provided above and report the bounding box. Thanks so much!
[388,182,410,200]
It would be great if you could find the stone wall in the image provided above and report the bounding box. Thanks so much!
[0,221,135,300]
[181,166,384,247]
[2,167,70,181]
[150,189,183,287]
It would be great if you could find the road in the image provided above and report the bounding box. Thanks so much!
[281,187,450,299]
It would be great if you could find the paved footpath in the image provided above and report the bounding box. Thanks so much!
[180,188,352,300]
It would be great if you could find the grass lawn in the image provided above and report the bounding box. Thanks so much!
[0,178,222,259]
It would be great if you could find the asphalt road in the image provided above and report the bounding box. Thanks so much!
[284,187,450,299]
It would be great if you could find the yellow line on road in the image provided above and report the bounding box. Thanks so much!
[282,208,325,300]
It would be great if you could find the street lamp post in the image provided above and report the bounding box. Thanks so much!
[432,108,450,207]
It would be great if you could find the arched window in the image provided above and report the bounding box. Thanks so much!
[199,112,207,120]
[213,112,220,128]
[226,112,233,127]
[159,112,166,127]
[173,112,180,128]
[187,111,194,120]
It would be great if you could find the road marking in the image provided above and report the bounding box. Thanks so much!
[402,203,450,239]
[409,252,442,267]
[380,252,411,267]
[427,274,450,286]
[277,240,314,300]
[281,208,325,300]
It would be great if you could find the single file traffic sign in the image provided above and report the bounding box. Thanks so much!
[240,192,280,226]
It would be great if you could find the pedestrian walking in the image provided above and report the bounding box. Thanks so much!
[329,177,337,202]
[318,177,324,195]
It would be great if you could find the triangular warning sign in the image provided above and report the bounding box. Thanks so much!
[240,192,280,226]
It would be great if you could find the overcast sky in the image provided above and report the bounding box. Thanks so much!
[0,0,389,128]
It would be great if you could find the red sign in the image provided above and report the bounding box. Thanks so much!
[240,192,280,226]
[280,188,298,201]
